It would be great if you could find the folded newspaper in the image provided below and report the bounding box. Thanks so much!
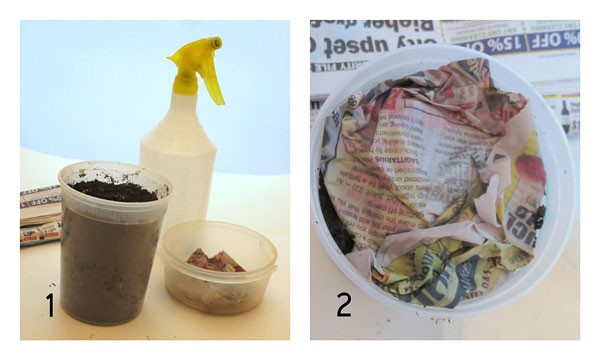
[319,58,546,308]
[20,185,62,247]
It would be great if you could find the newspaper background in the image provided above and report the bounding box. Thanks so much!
[20,184,61,226]
[310,20,581,136]
[20,185,62,246]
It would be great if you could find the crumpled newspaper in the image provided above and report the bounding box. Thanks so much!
[320,58,547,308]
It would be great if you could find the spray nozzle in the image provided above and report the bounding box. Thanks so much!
[167,37,225,105]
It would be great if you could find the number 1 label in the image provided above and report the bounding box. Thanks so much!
[46,293,53,317]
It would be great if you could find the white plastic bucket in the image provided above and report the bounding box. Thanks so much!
[310,44,576,319]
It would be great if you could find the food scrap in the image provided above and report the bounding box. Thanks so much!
[186,248,246,272]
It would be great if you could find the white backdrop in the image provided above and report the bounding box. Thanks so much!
[21,20,290,175]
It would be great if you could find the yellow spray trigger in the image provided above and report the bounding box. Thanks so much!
[167,37,225,105]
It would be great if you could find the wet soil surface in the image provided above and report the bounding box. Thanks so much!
[69,180,158,202]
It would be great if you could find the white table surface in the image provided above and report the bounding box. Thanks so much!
[20,147,290,340]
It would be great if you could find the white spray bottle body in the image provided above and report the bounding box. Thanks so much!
[140,92,216,237]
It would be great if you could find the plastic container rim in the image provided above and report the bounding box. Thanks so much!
[58,160,173,212]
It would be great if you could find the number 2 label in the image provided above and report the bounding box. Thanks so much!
[337,292,351,317]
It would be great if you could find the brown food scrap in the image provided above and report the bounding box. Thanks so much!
[186,248,246,272]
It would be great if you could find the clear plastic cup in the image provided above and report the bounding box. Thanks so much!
[161,221,278,315]
[58,161,173,325]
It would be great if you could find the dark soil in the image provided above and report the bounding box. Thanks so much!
[532,204,546,230]
[318,173,355,254]
[60,206,162,325]
[69,180,158,202]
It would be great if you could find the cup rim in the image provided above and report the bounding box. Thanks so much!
[58,160,173,211]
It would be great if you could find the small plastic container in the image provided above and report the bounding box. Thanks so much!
[161,221,278,315]
[310,45,576,319]
[58,161,173,325]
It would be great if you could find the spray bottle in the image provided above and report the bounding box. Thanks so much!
[140,37,224,237]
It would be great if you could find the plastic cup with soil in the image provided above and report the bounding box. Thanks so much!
[58,161,172,326]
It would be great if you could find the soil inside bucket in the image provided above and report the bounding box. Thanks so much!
[318,174,355,254]
[69,180,158,202]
